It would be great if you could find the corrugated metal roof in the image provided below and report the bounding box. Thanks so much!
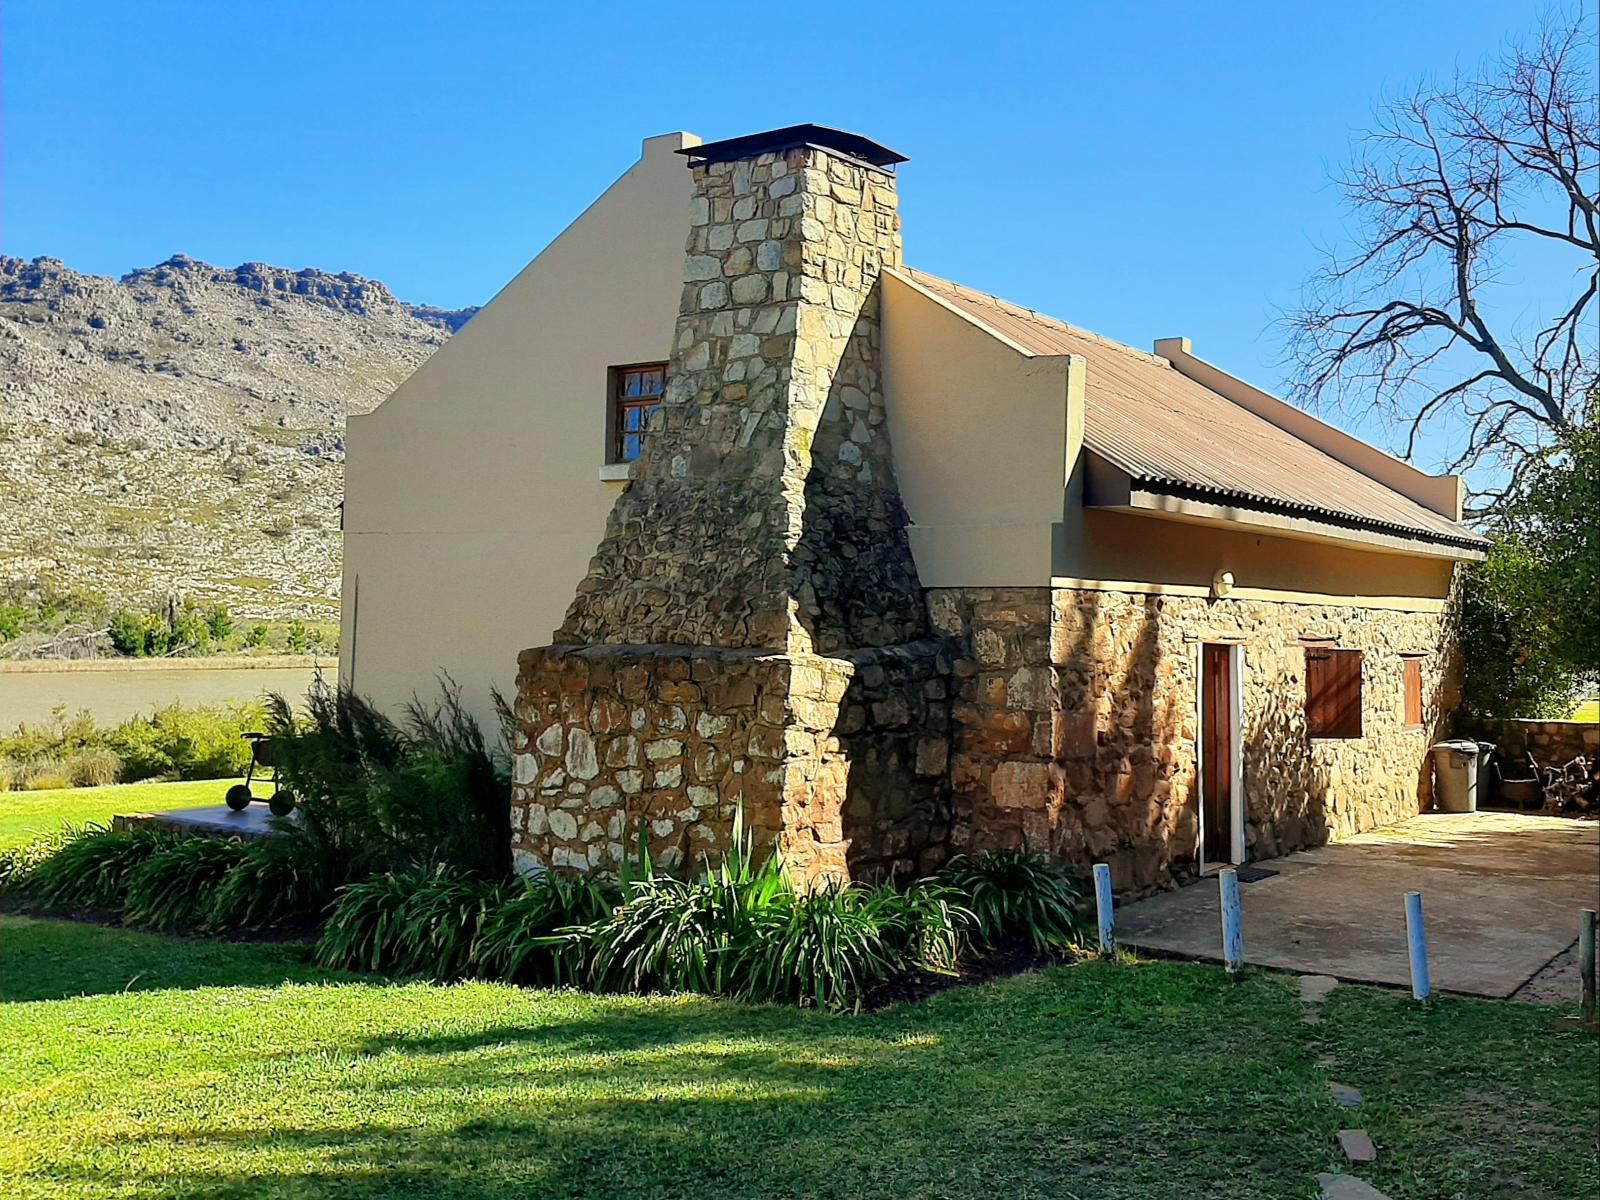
[898,268,1486,549]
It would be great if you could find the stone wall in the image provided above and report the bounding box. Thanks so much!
[514,136,945,888]
[512,640,954,884]
[933,584,1460,893]
[1456,717,1599,773]
[552,145,922,655]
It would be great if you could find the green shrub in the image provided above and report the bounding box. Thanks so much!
[866,880,975,975]
[0,829,71,893]
[936,849,1084,952]
[110,701,260,781]
[0,602,24,642]
[267,682,511,880]
[66,750,123,788]
[206,835,335,932]
[19,759,71,791]
[471,874,613,986]
[205,605,233,642]
[587,873,753,995]
[26,825,178,910]
[314,867,515,978]
[735,885,899,1011]
[124,836,251,930]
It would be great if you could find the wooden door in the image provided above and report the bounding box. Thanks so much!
[1200,644,1232,865]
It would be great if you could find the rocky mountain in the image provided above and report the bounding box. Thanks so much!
[0,254,476,625]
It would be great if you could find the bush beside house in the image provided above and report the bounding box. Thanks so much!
[2,684,1086,1010]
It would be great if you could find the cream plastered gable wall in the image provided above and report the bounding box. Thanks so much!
[881,267,1458,604]
[340,132,699,728]
[880,268,1077,585]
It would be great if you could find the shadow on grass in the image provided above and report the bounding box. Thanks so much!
[39,965,1338,1200]
[0,913,337,1002]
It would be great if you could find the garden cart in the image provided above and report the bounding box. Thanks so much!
[224,732,296,817]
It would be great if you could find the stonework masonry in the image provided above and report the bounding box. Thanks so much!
[514,136,940,887]
[934,585,1460,892]
[511,127,1464,895]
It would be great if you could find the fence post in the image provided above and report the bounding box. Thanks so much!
[1581,909,1597,1024]
[1093,862,1115,957]
[1405,890,1432,1004]
[1219,867,1245,974]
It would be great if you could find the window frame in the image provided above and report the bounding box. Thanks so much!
[1401,655,1425,730]
[606,362,668,465]
[1305,646,1364,740]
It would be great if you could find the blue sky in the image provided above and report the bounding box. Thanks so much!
[0,0,1562,470]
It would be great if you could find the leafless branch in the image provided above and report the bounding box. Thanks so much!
[1286,11,1598,514]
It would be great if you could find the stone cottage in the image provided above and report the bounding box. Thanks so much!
[341,125,1487,892]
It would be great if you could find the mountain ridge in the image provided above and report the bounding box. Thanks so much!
[0,252,478,625]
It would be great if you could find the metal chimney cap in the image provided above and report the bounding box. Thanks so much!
[676,124,908,172]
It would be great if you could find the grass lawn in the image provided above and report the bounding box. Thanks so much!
[1,917,1594,1200]
[0,778,242,850]
[1572,698,1599,722]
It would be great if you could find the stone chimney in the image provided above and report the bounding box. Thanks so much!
[513,126,949,885]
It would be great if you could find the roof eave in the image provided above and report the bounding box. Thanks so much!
[1083,456,1485,560]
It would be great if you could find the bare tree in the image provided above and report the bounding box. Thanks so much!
[1288,12,1598,515]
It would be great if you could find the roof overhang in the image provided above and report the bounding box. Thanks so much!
[1082,452,1488,562]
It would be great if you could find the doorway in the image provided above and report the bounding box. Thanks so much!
[1198,642,1244,870]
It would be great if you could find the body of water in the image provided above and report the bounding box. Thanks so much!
[0,662,334,730]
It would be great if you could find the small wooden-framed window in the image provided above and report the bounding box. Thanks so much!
[608,363,667,463]
[1306,647,1363,739]
[1402,656,1424,729]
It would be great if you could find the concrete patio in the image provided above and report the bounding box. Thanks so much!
[1118,811,1599,998]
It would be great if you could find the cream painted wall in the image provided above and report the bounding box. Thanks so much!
[880,270,1074,586]
[881,265,1461,606]
[340,131,699,729]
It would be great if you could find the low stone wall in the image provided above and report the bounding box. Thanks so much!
[1455,717,1598,771]
[511,641,953,887]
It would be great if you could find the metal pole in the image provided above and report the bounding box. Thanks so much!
[1093,862,1115,957]
[1405,890,1432,1004]
[1219,867,1245,974]
[1580,909,1597,1023]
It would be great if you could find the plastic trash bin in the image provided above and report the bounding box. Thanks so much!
[1431,740,1480,813]
[1475,741,1497,806]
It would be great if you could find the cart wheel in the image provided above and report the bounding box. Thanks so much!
[225,784,252,812]
[267,789,296,817]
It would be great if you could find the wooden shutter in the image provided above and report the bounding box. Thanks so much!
[1306,648,1363,738]
[1403,657,1423,727]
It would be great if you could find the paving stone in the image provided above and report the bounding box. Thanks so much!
[1316,1171,1393,1199]
[1300,974,1341,1003]
[1337,1129,1378,1163]
[1328,1082,1363,1107]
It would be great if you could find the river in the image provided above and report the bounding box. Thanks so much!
[0,659,337,730]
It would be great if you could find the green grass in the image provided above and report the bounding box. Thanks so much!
[0,917,1594,1200]
[1571,698,1598,722]
[0,778,242,849]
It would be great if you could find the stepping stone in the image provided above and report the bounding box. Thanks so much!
[1300,974,1340,1003]
[1317,1172,1392,1199]
[1337,1129,1378,1163]
[1317,1053,1339,1069]
[1328,1081,1363,1107]
[1302,1011,1324,1025]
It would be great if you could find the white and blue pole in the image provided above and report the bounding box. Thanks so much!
[1093,862,1115,957]
[1219,867,1245,974]
[1405,890,1432,1003]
